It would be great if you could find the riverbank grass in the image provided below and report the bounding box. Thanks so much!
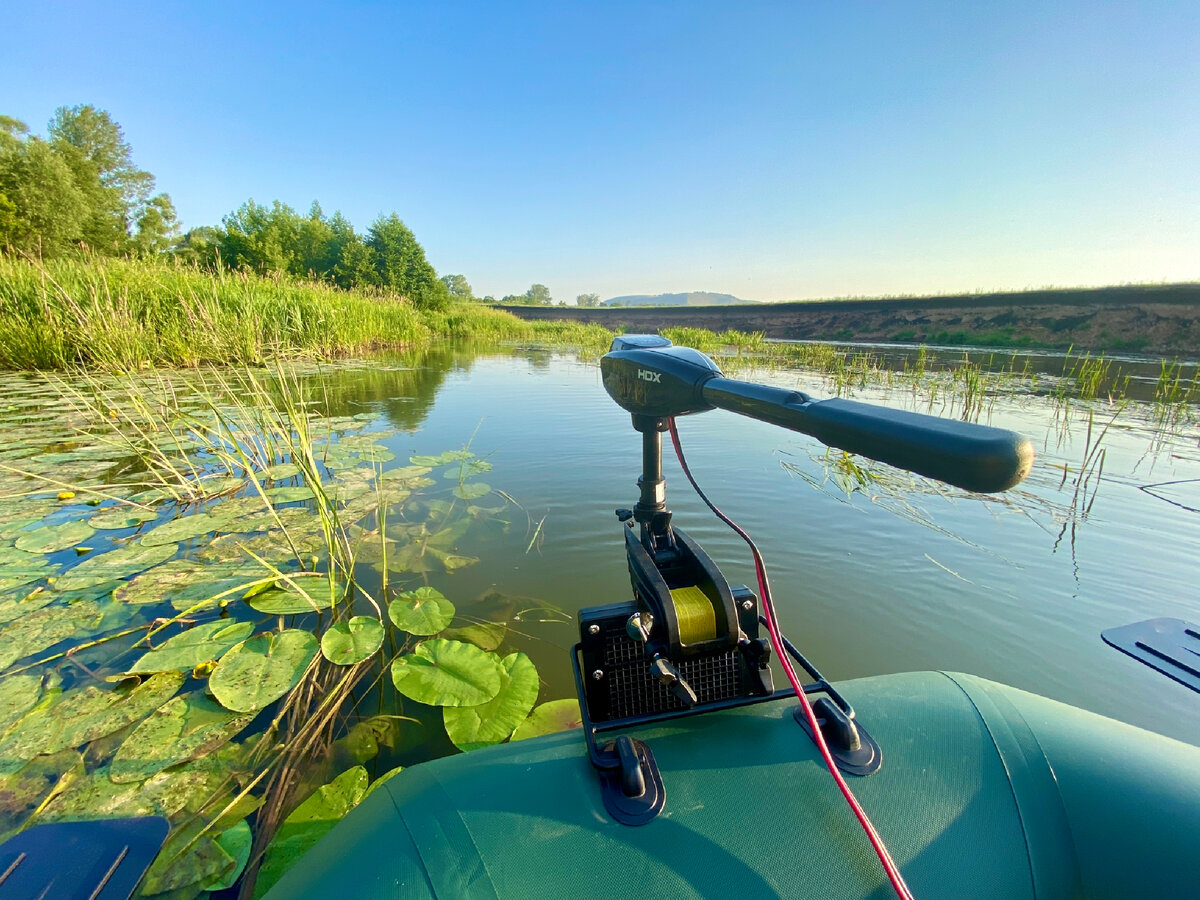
[0,256,615,369]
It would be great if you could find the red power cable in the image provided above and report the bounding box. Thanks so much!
[667,418,915,900]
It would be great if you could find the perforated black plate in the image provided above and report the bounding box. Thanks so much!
[1102,617,1200,694]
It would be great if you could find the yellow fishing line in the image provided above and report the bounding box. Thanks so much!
[669,585,717,644]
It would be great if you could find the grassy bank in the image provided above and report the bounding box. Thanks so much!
[0,256,614,370]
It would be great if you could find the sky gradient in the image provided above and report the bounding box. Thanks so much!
[5,1,1198,304]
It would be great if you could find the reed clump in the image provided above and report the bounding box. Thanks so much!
[0,256,604,371]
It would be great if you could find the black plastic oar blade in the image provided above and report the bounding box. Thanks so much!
[0,817,169,900]
[1102,618,1200,693]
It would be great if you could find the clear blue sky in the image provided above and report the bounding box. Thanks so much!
[5,1,1198,303]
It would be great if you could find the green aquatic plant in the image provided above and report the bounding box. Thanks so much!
[0,364,581,898]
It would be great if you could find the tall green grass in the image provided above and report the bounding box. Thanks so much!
[0,256,615,370]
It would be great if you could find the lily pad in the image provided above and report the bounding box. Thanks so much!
[87,507,158,530]
[0,600,102,671]
[511,699,584,741]
[453,482,491,500]
[245,578,339,615]
[390,639,504,708]
[54,542,177,591]
[14,519,95,554]
[409,450,473,467]
[0,674,48,737]
[0,749,84,817]
[204,820,253,892]
[253,766,369,898]
[262,462,302,480]
[264,486,316,503]
[0,558,59,593]
[440,620,507,651]
[320,617,384,665]
[139,816,238,895]
[0,586,56,626]
[380,465,431,482]
[443,652,539,751]
[139,512,219,547]
[127,621,255,673]
[209,630,318,713]
[114,559,265,609]
[0,671,186,767]
[388,586,455,635]
[110,693,253,783]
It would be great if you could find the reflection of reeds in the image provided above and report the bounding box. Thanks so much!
[1051,405,1120,555]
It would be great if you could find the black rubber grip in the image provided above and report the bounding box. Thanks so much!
[702,378,1033,493]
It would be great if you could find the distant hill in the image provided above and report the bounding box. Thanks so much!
[601,291,757,307]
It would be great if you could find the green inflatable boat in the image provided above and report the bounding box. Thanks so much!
[267,337,1200,899]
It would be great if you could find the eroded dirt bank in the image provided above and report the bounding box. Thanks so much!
[502,284,1200,355]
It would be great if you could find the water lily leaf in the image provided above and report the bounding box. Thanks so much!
[453,482,491,500]
[262,462,301,480]
[381,465,431,482]
[320,617,384,665]
[430,549,479,572]
[443,652,539,751]
[388,586,455,635]
[55,671,186,753]
[0,671,186,768]
[128,621,255,674]
[0,600,102,671]
[141,816,238,895]
[362,764,404,801]
[253,766,369,898]
[444,459,492,479]
[14,519,95,554]
[0,586,55,626]
[110,693,253,783]
[264,486,316,503]
[425,519,470,549]
[191,475,246,497]
[511,699,584,741]
[245,577,339,614]
[390,639,503,707]
[54,542,177,591]
[209,630,318,713]
[114,559,265,609]
[0,515,45,540]
[0,558,59,593]
[204,820,253,892]
[0,674,46,737]
[409,450,473,467]
[0,749,84,817]
[87,507,158,530]
[440,620,507,651]
[139,513,219,547]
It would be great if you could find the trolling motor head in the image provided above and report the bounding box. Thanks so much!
[602,335,1034,493]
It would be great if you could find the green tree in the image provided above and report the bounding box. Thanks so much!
[132,193,179,256]
[47,105,165,254]
[527,283,553,305]
[332,235,378,289]
[576,292,601,307]
[172,225,223,267]
[0,117,88,254]
[440,273,473,300]
[220,200,300,274]
[366,213,449,310]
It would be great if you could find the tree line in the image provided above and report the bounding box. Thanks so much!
[1,104,605,312]
[1,106,177,257]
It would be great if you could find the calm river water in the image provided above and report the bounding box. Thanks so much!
[357,341,1200,747]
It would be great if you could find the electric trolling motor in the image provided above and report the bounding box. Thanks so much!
[574,335,1034,825]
